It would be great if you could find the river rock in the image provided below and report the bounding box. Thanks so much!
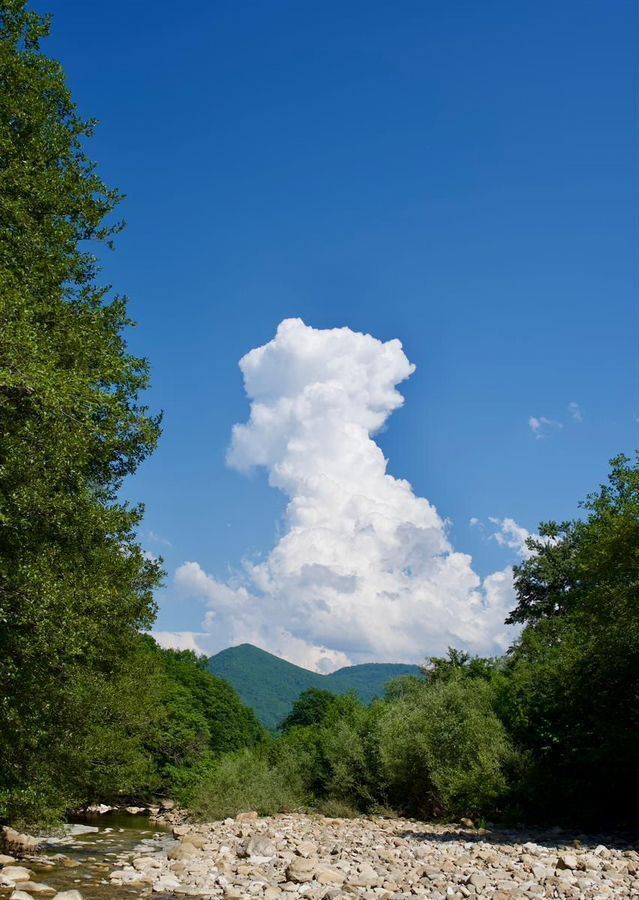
[235,811,259,823]
[557,852,579,870]
[315,865,345,884]
[152,873,181,892]
[52,893,84,900]
[0,855,16,865]
[64,825,99,837]
[347,862,379,887]
[2,866,33,883]
[243,835,277,860]
[286,857,316,883]
[183,832,207,850]
[168,841,200,861]
[10,892,35,900]
[2,828,40,855]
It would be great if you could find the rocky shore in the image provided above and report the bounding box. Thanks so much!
[106,812,639,899]
[2,812,637,899]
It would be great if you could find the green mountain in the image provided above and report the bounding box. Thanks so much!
[208,643,420,729]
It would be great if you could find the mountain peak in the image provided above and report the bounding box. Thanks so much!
[208,644,420,729]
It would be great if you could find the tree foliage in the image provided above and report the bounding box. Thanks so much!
[501,454,639,824]
[0,0,163,824]
[280,688,350,732]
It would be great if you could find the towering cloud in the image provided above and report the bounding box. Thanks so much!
[176,319,520,670]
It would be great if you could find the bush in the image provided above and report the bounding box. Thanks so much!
[187,747,308,821]
[377,679,514,819]
[316,798,360,818]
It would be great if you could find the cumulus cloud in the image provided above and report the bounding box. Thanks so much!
[176,319,521,670]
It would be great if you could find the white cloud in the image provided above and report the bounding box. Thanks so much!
[528,415,562,439]
[176,319,521,671]
[148,530,172,548]
[152,630,208,654]
[488,516,534,559]
[568,401,583,423]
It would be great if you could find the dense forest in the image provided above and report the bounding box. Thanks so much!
[1,1,637,832]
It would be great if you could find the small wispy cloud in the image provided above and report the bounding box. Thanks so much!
[568,401,583,423]
[488,516,534,559]
[472,516,537,560]
[529,402,584,438]
[528,415,562,439]
[148,530,172,548]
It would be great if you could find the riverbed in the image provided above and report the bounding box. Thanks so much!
[2,812,175,899]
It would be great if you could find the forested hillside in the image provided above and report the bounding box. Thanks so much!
[209,644,419,728]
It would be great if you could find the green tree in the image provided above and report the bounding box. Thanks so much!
[0,1,162,824]
[421,648,501,685]
[280,688,340,731]
[501,454,639,824]
[149,647,266,792]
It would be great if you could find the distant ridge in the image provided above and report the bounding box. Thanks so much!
[208,643,420,729]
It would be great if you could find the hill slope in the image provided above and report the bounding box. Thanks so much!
[208,644,420,729]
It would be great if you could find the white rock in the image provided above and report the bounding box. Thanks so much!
[2,867,33,883]
[153,873,182,892]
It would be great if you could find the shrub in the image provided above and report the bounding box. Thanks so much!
[316,798,360,818]
[187,748,308,821]
[377,679,514,819]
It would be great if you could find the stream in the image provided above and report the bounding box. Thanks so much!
[2,812,176,899]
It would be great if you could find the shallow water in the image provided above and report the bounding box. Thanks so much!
[2,813,175,899]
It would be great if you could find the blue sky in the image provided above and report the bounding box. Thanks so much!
[46,0,637,665]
